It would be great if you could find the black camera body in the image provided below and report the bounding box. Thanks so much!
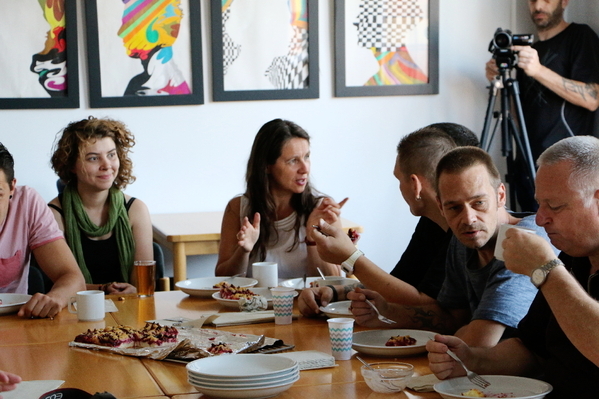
[489,28,534,70]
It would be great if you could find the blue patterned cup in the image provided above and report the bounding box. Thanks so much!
[327,317,355,360]
[270,287,295,325]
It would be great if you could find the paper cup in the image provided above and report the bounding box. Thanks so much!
[327,317,355,360]
[270,287,295,325]
[134,260,156,297]
[68,290,105,321]
[252,262,278,287]
[494,224,536,261]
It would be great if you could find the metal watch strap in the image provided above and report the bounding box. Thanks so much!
[531,258,564,288]
[341,249,363,275]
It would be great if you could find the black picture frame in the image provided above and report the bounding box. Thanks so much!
[211,0,319,102]
[334,0,439,97]
[85,0,203,108]
[0,0,79,109]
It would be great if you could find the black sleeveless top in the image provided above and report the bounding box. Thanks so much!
[48,196,135,284]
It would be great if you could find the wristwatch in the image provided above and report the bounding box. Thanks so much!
[341,249,364,275]
[531,259,564,288]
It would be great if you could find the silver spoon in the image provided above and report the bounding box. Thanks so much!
[317,267,326,280]
[356,356,395,380]
[357,356,375,371]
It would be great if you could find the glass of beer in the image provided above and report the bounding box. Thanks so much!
[134,260,156,297]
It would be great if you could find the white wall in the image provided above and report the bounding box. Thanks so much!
[1,1,524,279]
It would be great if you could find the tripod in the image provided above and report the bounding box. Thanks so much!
[480,66,536,210]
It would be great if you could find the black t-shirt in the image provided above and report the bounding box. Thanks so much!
[517,253,599,398]
[517,23,599,161]
[389,216,452,299]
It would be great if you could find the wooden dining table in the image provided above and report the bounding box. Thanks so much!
[0,291,442,399]
[151,212,364,285]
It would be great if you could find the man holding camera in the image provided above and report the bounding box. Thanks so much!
[486,0,599,210]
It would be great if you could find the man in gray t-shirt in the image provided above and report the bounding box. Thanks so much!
[437,214,553,340]
[342,147,556,348]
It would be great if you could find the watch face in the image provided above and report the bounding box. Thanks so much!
[531,269,545,287]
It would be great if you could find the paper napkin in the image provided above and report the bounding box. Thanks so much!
[278,350,337,370]
[406,373,442,392]
[2,380,64,399]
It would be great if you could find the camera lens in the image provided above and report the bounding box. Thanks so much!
[494,32,511,49]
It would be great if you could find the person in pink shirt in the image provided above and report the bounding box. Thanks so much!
[0,143,84,318]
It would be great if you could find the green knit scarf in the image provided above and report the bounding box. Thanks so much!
[62,184,135,284]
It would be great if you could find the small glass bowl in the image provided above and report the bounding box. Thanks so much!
[361,362,414,393]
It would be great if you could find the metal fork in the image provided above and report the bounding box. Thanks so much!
[365,299,396,324]
[446,349,491,389]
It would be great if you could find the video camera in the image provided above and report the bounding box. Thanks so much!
[488,28,534,70]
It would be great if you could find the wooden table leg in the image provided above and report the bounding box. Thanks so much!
[173,242,187,287]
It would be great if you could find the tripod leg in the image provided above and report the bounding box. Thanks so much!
[504,78,537,211]
[506,79,536,181]
[480,81,499,151]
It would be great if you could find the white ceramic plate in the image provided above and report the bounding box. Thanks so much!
[188,371,299,388]
[0,293,31,315]
[175,277,258,297]
[189,378,298,399]
[279,277,320,290]
[310,277,360,288]
[351,329,436,356]
[188,366,299,384]
[434,375,553,399]
[212,287,297,309]
[321,300,354,318]
[186,354,298,378]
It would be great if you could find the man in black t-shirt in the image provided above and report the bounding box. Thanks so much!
[486,0,599,211]
[427,136,599,398]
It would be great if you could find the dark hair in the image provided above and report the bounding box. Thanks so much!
[426,123,480,147]
[245,119,319,261]
[51,117,136,189]
[435,146,501,194]
[0,143,15,188]
[397,128,457,184]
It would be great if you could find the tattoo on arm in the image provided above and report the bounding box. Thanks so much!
[340,283,363,299]
[403,306,453,333]
[562,79,599,102]
[562,78,587,99]
[586,83,598,100]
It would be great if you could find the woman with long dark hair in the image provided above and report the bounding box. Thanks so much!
[215,119,344,278]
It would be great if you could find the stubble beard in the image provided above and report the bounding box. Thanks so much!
[531,5,564,32]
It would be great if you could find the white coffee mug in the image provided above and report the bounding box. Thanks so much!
[68,290,105,321]
[252,262,278,287]
[494,223,536,261]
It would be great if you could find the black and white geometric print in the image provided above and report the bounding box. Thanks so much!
[355,0,424,51]
[264,26,309,89]
[222,8,241,75]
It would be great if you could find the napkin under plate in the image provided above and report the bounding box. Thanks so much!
[406,373,442,392]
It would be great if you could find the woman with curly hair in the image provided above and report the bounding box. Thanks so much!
[215,119,345,279]
[48,117,153,294]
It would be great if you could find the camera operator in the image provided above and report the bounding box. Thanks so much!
[486,0,599,211]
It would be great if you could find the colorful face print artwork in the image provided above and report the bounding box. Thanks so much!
[221,0,310,91]
[346,0,429,87]
[0,0,68,98]
[118,0,190,95]
[95,0,194,97]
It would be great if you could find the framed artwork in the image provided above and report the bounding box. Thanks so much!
[335,0,439,97]
[85,0,203,108]
[211,0,319,102]
[0,0,79,109]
